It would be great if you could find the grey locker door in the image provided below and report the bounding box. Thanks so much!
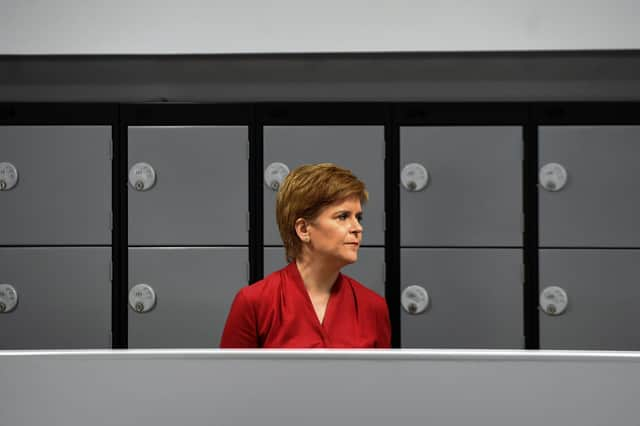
[0,126,112,245]
[401,249,523,349]
[539,250,640,350]
[0,248,111,349]
[264,247,385,297]
[263,126,385,246]
[128,126,248,245]
[539,126,640,247]
[400,127,522,246]
[128,248,248,348]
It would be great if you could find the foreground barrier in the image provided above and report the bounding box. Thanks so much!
[1,349,639,425]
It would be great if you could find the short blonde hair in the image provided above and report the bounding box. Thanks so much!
[276,163,368,263]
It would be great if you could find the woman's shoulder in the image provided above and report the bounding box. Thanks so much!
[341,273,387,307]
[238,267,286,302]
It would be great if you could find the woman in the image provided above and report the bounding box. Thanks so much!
[220,163,391,348]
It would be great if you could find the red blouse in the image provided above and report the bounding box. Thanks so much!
[220,262,391,348]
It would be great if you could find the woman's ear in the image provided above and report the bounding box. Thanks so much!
[295,218,310,242]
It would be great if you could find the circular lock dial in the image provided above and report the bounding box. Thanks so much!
[401,285,430,315]
[540,286,568,316]
[0,284,18,313]
[539,163,568,192]
[129,283,157,313]
[128,162,157,191]
[264,162,290,191]
[401,163,429,192]
[0,162,18,191]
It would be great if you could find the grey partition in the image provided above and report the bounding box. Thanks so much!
[400,126,522,246]
[263,126,385,246]
[128,126,248,245]
[539,249,640,350]
[128,248,248,348]
[0,248,111,349]
[0,126,112,245]
[401,249,523,348]
[264,247,385,297]
[539,126,640,247]
[2,350,640,426]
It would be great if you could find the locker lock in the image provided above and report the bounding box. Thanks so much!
[401,285,430,315]
[401,163,429,192]
[129,162,157,191]
[540,286,568,316]
[0,284,18,313]
[0,162,18,191]
[264,162,290,191]
[539,163,568,192]
[128,283,157,313]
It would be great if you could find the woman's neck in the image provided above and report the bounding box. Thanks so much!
[295,256,340,295]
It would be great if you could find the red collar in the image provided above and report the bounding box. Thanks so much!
[284,261,343,296]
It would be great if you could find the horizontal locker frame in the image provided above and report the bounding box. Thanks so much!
[532,102,640,125]
[394,102,528,125]
[120,104,251,125]
[539,247,640,250]
[0,103,118,124]
[128,245,251,248]
[263,245,386,248]
[399,246,524,249]
[256,103,388,125]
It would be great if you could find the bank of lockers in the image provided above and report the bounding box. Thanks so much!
[6,116,640,351]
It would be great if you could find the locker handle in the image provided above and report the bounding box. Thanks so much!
[264,162,290,191]
[401,163,429,192]
[129,162,157,191]
[401,285,429,314]
[0,162,18,191]
[129,284,157,313]
[539,163,568,192]
[0,284,18,313]
[539,286,568,316]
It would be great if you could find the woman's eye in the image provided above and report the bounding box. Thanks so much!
[356,215,363,223]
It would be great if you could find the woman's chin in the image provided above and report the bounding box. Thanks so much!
[339,253,358,266]
[312,250,358,269]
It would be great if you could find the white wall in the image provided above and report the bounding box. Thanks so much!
[1,0,639,54]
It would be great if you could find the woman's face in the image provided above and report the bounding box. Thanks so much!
[305,196,364,268]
